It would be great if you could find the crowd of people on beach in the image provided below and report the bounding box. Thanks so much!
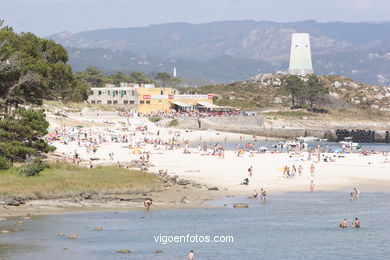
[44,111,390,235]
[140,110,248,119]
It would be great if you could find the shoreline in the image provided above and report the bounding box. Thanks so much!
[1,180,389,219]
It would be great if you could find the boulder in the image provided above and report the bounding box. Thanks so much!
[57,233,65,236]
[177,179,191,185]
[80,193,92,200]
[180,196,188,204]
[95,227,103,231]
[208,187,219,191]
[233,203,249,208]
[155,250,163,254]
[1,230,11,234]
[117,249,131,253]
[68,234,78,239]
[5,198,25,206]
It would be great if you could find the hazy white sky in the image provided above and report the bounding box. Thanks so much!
[1,0,389,36]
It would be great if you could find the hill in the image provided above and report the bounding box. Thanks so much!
[49,20,390,85]
[178,74,390,121]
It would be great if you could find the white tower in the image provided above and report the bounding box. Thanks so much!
[173,67,177,78]
[288,33,313,75]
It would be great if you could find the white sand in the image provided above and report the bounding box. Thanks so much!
[48,113,390,194]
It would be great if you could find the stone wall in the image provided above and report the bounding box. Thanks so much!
[167,116,388,142]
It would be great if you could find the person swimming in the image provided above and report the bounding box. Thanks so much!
[352,218,360,228]
[340,218,348,228]
[253,190,258,198]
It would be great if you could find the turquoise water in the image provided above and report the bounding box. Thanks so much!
[1,192,389,260]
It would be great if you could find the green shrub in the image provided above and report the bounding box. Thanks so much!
[148,117,161,123]
[19,159,49,176]
[168,119,179,127]
[0,156,10,170]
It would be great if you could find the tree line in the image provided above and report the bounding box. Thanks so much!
[75,66,180,88]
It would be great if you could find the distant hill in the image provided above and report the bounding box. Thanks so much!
[49,20,390,85]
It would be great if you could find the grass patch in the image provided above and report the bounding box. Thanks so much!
[148,117,161,123]
[0,162,160,200]
[168,119,179,127]
[263,111,318,118]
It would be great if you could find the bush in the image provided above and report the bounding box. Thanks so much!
[19,158,48,176]
[148,117,161,123]
[0,156,10,170]
[168,119,179,127]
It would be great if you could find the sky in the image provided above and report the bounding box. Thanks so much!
[0,0,389,36]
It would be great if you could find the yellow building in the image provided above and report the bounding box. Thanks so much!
[136,87,214,114]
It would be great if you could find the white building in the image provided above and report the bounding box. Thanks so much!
[87,82,146,109]
[288,33,314,75]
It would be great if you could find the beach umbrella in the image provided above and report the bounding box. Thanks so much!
[333,148,342,153]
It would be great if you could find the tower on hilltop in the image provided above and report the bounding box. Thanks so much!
[288,33,313,75]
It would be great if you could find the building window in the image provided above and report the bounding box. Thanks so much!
[160,90,164,95]
[98,91,102,96]
[129,100,134,104]
[140,100,145,104]
[146,101,151,104]
[91,100,96,104]
[123,100,129,105]
[113,100,118,105]
[131,91,135,96]
[107,100,112,105]
[107,91,110,95]
[97,100,102,104]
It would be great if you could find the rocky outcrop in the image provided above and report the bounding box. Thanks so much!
[233,203,249,208]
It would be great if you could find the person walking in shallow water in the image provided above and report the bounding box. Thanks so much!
[143,199,153,211]
[310,180,315,192]
[187,250,194,260]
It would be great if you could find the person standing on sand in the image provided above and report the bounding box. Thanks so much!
[298,165,303,176]
[310,164,315,177]
[310,180,315,192]
[187,250,194,260]
[248,166,253,177]
[203,142,207,152]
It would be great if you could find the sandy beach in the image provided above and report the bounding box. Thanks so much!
[1,110,389,218]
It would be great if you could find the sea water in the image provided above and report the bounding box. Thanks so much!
[197,141,390,152]
[1,192,389,260]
